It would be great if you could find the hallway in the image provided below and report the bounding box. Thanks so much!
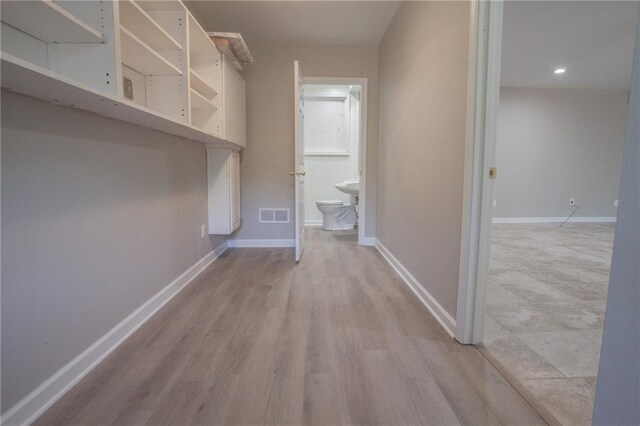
[37,229,544,425]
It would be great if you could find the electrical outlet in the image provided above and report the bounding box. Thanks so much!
[493,200,497,208]
[201,225,206,239]
[614,199,619,208]
[569,198,576,206]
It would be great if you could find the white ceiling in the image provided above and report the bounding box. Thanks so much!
[501,1,639,89]
[186,1,400,46]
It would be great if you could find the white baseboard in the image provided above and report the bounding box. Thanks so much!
[304,221,323,227]
[493,216,617,224]
[227,239,295,248]
[1,242,228,426]
[359,237,376,246]
[374,239,456,338]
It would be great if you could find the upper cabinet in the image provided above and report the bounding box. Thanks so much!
[0,0,247,150]
[223,54,247,147]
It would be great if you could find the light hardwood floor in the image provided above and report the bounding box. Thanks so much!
[37,229,544,425]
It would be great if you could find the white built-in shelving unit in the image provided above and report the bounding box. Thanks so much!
[0,0,246,150]
[187,14,223,137]
[118,0,181,51]
[0,0,105,43]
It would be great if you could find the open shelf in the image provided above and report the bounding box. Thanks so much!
[190,88,216,110]
[0,0,104,43]
[188,14,217,55]
[119,0,182,51]
[190,68,217,98]
[1,53,240,149]
[120,27,181,76]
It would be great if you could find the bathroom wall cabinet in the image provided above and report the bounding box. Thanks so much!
[207,148,241,235]
[0,0,246,150]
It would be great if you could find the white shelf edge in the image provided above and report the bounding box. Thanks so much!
[0,0,105,43]
[189,68,217,98]
[119,0,182,51]
[120,27,182,76]
[0,53,238,149]
[190,88,217,110]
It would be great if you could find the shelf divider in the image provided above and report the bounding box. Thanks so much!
[190,68,217,98]
[190,88,217,110]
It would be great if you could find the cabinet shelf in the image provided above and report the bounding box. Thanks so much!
[119,0,182,51]
[0,0,104,43]
[1,53,241,149]
[188,14,217,55]
[190,88,216,110]
[189,68,217,98]
[120,27,181,76]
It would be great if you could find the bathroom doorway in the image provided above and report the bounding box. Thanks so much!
[300,77,368,245]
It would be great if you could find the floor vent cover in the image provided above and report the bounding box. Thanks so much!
[259,208,290,224]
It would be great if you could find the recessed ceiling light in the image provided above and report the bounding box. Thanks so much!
[554,68,566,74]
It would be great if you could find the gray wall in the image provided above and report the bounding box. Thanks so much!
[1,91,224,411]
[494,87,628,219]
[234,43,379,240]
[593,14,640,424]
[377,1,470,318]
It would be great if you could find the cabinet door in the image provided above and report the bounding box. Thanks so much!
[230,151,241,231]
[223,57,246,147]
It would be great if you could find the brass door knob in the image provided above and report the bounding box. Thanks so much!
[290,171,306,176]
[298,171,306,176]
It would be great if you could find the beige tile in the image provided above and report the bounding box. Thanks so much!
[570,377,597,401]
[502,279,577,304]
[487,303,571,333]
[517,330,602,377]
[483,334,564,380]
[523,378,594,425]
[484,315,508,335]
[486,223,613,425]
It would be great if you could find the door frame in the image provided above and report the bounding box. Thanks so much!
[456,0,504,344]
[300,76,369,247]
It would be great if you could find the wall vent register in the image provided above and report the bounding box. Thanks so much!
[259,208,290,224]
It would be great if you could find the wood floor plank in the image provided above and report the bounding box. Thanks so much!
[36,229,545,425]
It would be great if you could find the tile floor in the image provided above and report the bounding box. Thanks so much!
[483,223,615,425]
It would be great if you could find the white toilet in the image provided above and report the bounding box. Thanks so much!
[315,201,357,231]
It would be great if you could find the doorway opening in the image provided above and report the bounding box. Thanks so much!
[301,77,368,247]
[457,1,638,424]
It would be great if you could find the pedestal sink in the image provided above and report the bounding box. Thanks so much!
[335,178,359,196]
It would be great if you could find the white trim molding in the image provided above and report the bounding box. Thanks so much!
[303,76,369,251]
[304,220,324,227]
[1,242,228,426]
[227,239,295,248]
[359,237,376,246]
[456,0,504,345]
[493,217,617,224]
[374,239,457,338]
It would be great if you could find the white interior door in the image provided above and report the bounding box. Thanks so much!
[293,60,306,262]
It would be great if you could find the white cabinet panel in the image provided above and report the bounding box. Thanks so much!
[207,148,241,235]
[223,56,247,147]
